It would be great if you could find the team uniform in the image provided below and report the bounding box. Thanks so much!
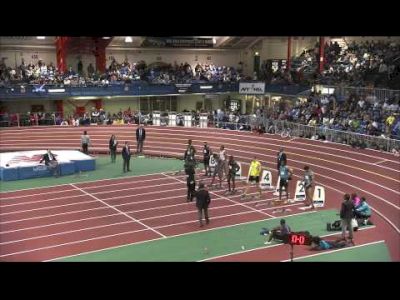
[210,155,224,187]
[187,173,196,202]
[303,169,314,207]
[279,165,290,199]
[203,145,211,176]
[227,159,240,192]
[304,170,314,189]
[248,160,261,183]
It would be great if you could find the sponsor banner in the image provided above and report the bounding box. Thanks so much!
[143,37,214,48]
[239,82,265,94]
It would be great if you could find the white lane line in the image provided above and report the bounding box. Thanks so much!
[281,240,386,262]
[0,220,139,245]
[0,171,170,195]
[373,159,388,165]
[2,126,398,164]
[3,206,318,259]
[162,173,274,218]
[0,189,279,234]
[198,226,377,262]
[69,184,166,238]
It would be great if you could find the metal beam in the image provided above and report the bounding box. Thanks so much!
[245,37,263,50]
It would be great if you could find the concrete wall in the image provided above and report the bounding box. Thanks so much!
[105,48,242,71]
[0,100,55,114]
[260,36,318,61]
[0,49,56,68]
[66,53,96,74]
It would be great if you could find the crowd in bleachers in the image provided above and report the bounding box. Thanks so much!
[0,57,243,87]
[266,91,400,140]
[260,40,400,88]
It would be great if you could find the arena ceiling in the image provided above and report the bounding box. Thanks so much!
[0,36,264,50]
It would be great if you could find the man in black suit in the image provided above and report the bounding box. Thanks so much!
[195,182,211,227]
[40,149,60,177]
[136,124,146,154]
[122,141,132,172]
[340,193,355,244]
[277,147,287,172]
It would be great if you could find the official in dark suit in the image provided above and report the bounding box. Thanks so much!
[340,193,355,243]
[122,141,132,172]
[277,147,287,171]
[40,149,60,177]
[109,134,118,163]
[195,182,211,227]
[136,124,146,154]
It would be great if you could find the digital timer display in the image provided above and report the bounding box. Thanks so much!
[287,233,312,246]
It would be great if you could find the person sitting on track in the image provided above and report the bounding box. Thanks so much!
[354,197,372,225]
[241,156,262,200]
[210,154,224,188]
[264,219,291,245]
[227,155,240,194]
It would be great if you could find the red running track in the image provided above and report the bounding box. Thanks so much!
[0,126,399,261]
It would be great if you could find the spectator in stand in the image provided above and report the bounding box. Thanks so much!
[87,63,95,77]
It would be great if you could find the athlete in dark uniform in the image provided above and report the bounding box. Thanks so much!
[202,142,211,176]
[227,156,240,194]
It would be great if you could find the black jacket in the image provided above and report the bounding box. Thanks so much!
[187,174,196,190]
[340,200,355,220]
[109,138,118,150]
[136,127,146,142]
[122,145,131,160]
[228,160,240,175]
[277,151,287,169]
[195,188,211,209]
[40,153,57,166]
[203,146,211,159]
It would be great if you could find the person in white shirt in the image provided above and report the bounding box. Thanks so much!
[81,131,91,154]
[219,145,228,177]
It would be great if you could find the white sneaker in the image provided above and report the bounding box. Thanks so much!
[264,241,272,245]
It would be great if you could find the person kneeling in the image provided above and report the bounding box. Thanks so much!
[354,197,372,225]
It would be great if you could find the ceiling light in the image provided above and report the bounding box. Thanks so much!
[125,36,133,43]
[102,37,111,39]
[36,36,45,40]
[255,52,259,56]
[212,38,216,44]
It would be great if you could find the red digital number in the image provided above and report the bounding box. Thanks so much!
[290,234,306,245]
[291,235,297,244]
